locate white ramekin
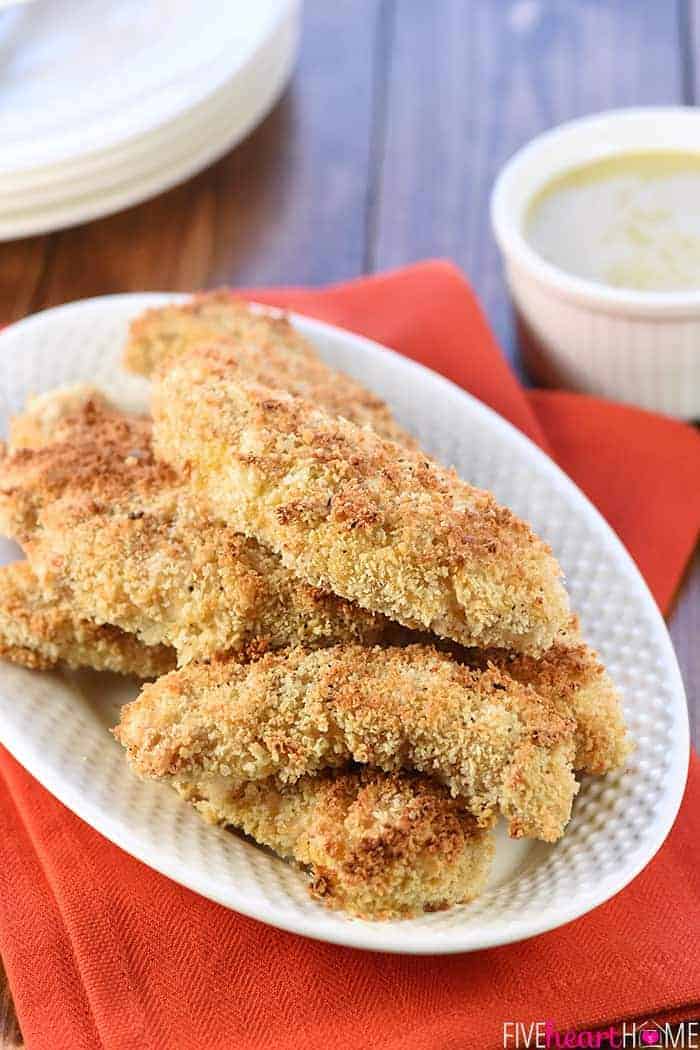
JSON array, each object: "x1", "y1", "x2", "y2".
[{"x1": 491, "y1": 107, "x2": 700, "y2": 420}]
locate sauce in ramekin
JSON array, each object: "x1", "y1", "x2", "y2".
[{"x1": 525, "y1": 151, "x2": 700, "y2": 291}]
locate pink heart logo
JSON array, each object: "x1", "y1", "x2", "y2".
[{"x1": 641, "y1": 1032, "x2": 659, "y2": 1046}]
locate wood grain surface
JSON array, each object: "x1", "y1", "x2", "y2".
[{"x1": 0, "y1": 2, "x2": 698, "y2": 1043}]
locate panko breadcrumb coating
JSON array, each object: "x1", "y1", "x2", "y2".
[
  {"x1": 0, "y1": 561, "x2": 174, "y2": 677},
  {"x1": 172, "y1": 768, "x2": 495, "y2": 919},
  {"x1": 115, "y1": 644, "x2": 578, "y2": 842},
  {"x1": 125, "y1": 294, "x2": 416, "y2": 447},
  {"x1": 152, "y1": 356, "x2": 571, "y2": 655},
  {"x1": 8, "y1": 383, "x2": 112, "y2": 452},
  {"x1": 385, "y1": 622, "x2": 629, "y2": 777},
  {"x1": 466, "y1": 624, "x2": 630, "y2": 775},
  {"x1": 0, "y1": 397, "x2": 390, "y2": 663},
  {"x1": 2, "y1": 391, "x2": 624, "y2": 778}
]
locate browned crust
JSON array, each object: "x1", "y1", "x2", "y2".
[
  {"x1": 467, "y1": 626, "x2": 630, "y2": 774},
  {"x1": 152, "y1": 357, "x2": 571, "y2": 654},
  {"x1": 384, "y1": 616, "x2": 629, "y2": 776},
  {"x1": 0, "y1": 398, "x2": 390, "y2": 663},
  {"x1": 173, "y1": 767, "x2": 494, "y2": 920},
  {"x1": 0, "y1": 561, "x2": 175, "y2": 677},
  {"x1": 115, "y1": 644, "x2": 579, "y2": 842},
  {"x1": 124, "y1": 294, "x2": 417, "y2": 448},
  {"x1": 8, "y1": 384, "x2": 113, "y2": 452},
  {"x1": 1, "y1": 389, "x2": 624, "y2": 778}
]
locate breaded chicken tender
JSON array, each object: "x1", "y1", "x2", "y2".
[
  {"x1": 125, "y1": 294, "x2": 416, "y2": 447},
  {"x1": 116, "y1": 644, "x2": 578, "y2": 842},
  {"x1": 0, "y1": 398, "x2": 389, "y2": 663},
  {"x1": 466, "y1": 625, "x2": 630, "y2": 775},
  {"x1": 152, "y1": 355, "x2": 571, "y2": 655},
  {"x1": 8, "y1": 383, "x2": 112, "y2": 452},
  {"x1": 0, "y1": 561, "x2": 174, "y2": 677},
  {"x1": 3, "y1": 390, "x2": 624, "y2": 776},
  {"x1": 386, "y1": 621, "x2": 628, "y2": 777},
  {"x1": 173, "y1": 768, "x2": 495, "y2": 919}
]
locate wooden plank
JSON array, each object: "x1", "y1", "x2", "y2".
[
  {"x1": 1, "y1": 238, "x2": 51, "y2": 326},
  {"x1": 0, "y1": 957, "x2": 21, "y2": 1048},
  {"x1": 0, "y1": 0, "x2": 381, "y2": 321},
  {"x1": 371, "y1": 0, "x2": 684, "y2": 364},
  {"x1": 688, "y1": 0, "x2": 700, "y2": 101},
  {"x1": 669, "y1": 548, "x2": 700, "y2": 749}
]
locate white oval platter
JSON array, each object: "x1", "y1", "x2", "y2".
[{"x1": 0, "y1": 295, "x2": 688, "y2": 954}]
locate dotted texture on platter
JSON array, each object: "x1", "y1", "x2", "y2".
[{"x1": 0, "y1": 295, "x2": 687, "y2": 954}]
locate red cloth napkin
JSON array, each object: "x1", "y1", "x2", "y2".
[{"x1": 1, "y1": 261, "x2": 699, "y2": 1050}]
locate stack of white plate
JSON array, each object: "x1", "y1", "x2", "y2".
[{"x1": 0, "y1": 0, "x2": 301, "y2": 240}]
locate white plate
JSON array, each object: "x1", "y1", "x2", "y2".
[
  {"x1": 0, "y1": 3, "x2": 300, "y2": 240},
  {"x1": 0, "y1": 295, "x2": 688, "y2": 954},
  {"x1": 0, "y1": 0, "x2": 296, "y2": 174},
  {"x1": 0, "y1": 12, "x2": 296, "y2": 206}
]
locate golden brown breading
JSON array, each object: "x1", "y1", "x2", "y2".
[
  {"x1": 115, "y1": 644, "x2": 578, "y2": 842},
  {"x1": 465, "y1": 623, "x2": 630, "y2": 775},
  {"x1": 125, "y1": 294, "x2": 416, "y2": 447},
  {"x1": 0, "y1": 561, "x2": 174, "y2": 677},
  {"x1": 390, "y1": 628, "x2": 629, "y2": 777},
  {"x1": 152, "y1": 356, "x2": 571, "y2": 655},
  {"x1": 3, "y1": 391, "x2": 624, "y2": 775},
  {"x1": 125, "y1": 293, "x2": 317, "y2": 378},
  {"x1": 387, "y1": 621, "x2": 628, "y2": 777},
  {"x1": 0, "y1": 400, "x2": 390, "y2": 663},
  {"x1": 173, "y1": 768, "x2": 494, "y2": 919},
  {"x1": 8, "y1": 383, "x2": 112, "y2": 452}
]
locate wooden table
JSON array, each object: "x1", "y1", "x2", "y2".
[{"x1": 1, "y1": 2, "x2": 698, "y2": 1043}]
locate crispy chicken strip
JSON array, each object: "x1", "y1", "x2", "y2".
[
  {"x1": 115, "y1": 644, "x2": 578, "y2": 842},
  {"x1": 0, "y1": 397, "x2": 390, "y2": 663},
  {"x1": 172, "y1": 768, "x2": 494, "y2": 919},
  {"x1": 125, "y1": 294, "x2": 416, "y2": 448},
  {"x1": 398, "y1": 625, "x2": 629, "y2": 777},
  {"x1": 3, "y1": 390, "x2": 624, "y2": 774},
  {"x1": 152, "y1": 354, "x2": 571, "y2": 654},
  {"x1": 465, "y1": 625, "x2": 630, "y2": 775},
  {"x1": 8, "y1": 383, "x2": 113, "y2": 452},
  {"x1": 0, "y1": 561, "x2": 174, "y2": 677}
]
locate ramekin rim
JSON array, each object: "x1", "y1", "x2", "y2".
[{"x1": 490, "y1": 106, "x2": 700, "y2": 319}]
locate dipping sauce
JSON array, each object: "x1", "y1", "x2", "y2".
[{"x1": 525, "y1": 151, "x2": 700, "y2": 291}]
